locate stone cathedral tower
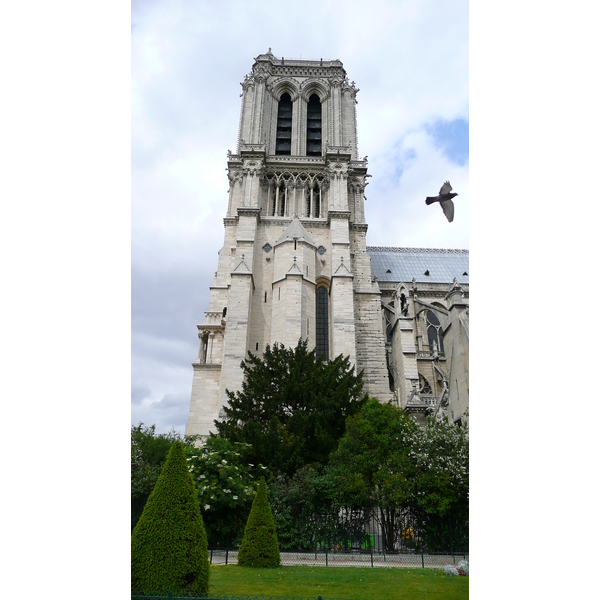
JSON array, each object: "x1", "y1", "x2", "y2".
[{"x1": 185, "y1": 51, "x2": 393, "y2": 438}]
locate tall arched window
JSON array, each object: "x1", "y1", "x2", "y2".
[
  {"x1": 276, "y1": 93, "x2": 292, "y2": 155},
  {"x1": 306, "y1": 94, "x2": 322, "y2": 156},
  {"x1": 426, "y1": 310, "x2": 444, "y2": 356},
  {"x1": 316, "y1": 285, "x2": 329, "y2": 360}
]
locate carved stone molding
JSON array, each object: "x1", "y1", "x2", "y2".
[
  {"x1": 328, "y1": 210, "x2": 351, "y2": 220},
  {"x1": 237, "y1": 207, "x2": 260, "y2": 218},
  {"x1": 265, "y1": 155, "x2": 325, "y2": 165},
  {"x1": 267, "y1": 77, "x2": 301, "y2": 102},
  {"x1": 261, "y1": 168, "x2": 329, "y2": 189},
  {"x1": 299, "y1": 78, "x2": 331, "y2": 102},
  {"x1": 239, "y1": 143, "x2": 266, "y2": 156},
  {"x1": 192, "y1": 362, "x2": 222, "y2": 370}
]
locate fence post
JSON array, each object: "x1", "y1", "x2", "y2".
[
  {"x1": 326, "y1": 550, "x2": 328, "y2": 567},
  {"x1": 421, "y1": 551, "x2": 424, "y2": 569},
  {"x1": 226, "y1": 549, "x2": 229, "y2": 565},
  {"x1": 210, "y1": 549, "x2": 213, "y2": 564},
  {"x1": 167, "y1": 592, "x2": 172, "y2": 600},
  {"x1": 370, "y1": 550, "x2": 373, "y2": 568}
]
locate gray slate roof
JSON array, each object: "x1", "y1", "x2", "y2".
[{"x1": 367, "y1": 247, "x2": 469, "y2": 284}]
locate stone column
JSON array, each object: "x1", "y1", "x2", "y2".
[
  {"x1": 197, "y1": 332, "x2": 206, "y2": 363},
  {"x1": 207, "y1": 332, "x2": 215, "y2": 363}
]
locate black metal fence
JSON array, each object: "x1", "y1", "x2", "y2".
[{"x1": 208, "y1": 549, "x2": 468, "y2": 569}]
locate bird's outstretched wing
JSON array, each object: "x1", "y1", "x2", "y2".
[
  {"x1": 439, "y1": 181, "x2": 452, "y2": 195},
  {"x1": 440, "y1": 199, "x2": 454, "y2": 223}
]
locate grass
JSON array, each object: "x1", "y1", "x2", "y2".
[{"x1": 209, "y1": 565, "x2": 468, "y2": 600}]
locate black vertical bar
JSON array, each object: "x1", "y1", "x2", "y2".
[
  {"x1": 225, "y1": 549, "x2": 229, "y2": 565},
  {"x1": 210, "y1": 549, "x2": 213, "y2": 564}
]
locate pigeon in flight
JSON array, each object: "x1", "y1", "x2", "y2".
[{"x1": 425, "y1": 181, "x2": 458, "y2": 222}]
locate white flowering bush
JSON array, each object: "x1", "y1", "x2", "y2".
[
  {"x1": 444, "y1": 565, "x2": 459, "y2": 576},
  {"x1": 186, "y1": 436, "x2": 265, "y2": 547},
  {"x1": 411, "y1": 413, "x2": 469, "y2": 550}
]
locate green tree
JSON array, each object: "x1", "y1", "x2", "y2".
[
  {"x1": 215, "y1": 339, "x2": 365, "y2": 477},
  {"x1": 412, "y1": 414, "x2": 469, "y2": 551},
  {"x1": 331, "y1": 398, "x2": 420, "y2": 552},
  {"x1": 131, "y1": 423, "x2": 185, "y2": 531},
  {"x1": 237, "y1": 477, "x2": 280, "y2": 568},
  {"x1": 185, "y1": 436, "x2": 264, "y2": 547},
  {"x1": 269, "y1": 464, "x2": 368, "y2": 551},
  {"x1": 131, "y1": 441, "x2": 209, "y2": 594}
]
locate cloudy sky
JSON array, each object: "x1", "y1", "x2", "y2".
[
  {"x1": 131, "y1": 0, "x2": 469, "y2": 435},
  {"x1": 4, "y1": 2, "x2": 600, "y2": 594}
]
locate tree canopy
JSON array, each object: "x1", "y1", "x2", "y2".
[
  {"x1": 331, "y1": 398, "x2": 420, "y2": 551},
  {"x1": 331, "y1": 399, "x2": 469, "y2": 552},
  {"x1": 215, "y1": 339, "x2": 365, "y2": 477}
]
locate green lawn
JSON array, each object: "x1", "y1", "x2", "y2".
[{"x1": 209, "y1": 565, "x2": 468, "y2": 600}]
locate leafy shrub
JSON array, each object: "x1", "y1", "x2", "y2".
[
  {"x1": 237, "y1": 477, "x2": 280, "y2": 567},
  {"x1": 186, "y1": 436, "x2": 260, "y2": 547},
  {"x1": 131, "y1": 441, "x2": 209, "y2": 593}
]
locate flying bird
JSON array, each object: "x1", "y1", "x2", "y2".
[{"x1": 425, "y1": 181, "x2": 458, "y2": 223}]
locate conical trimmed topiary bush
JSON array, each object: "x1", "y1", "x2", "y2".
[
  {"x1": 131, "y1": 441, "x2": 209, "y2": 594},
  {"x1": 237, "y1": 476, "x2": 280, "y2": 567}
]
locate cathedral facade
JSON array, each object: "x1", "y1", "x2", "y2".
[{"x1": 185, "y1": 52, "x2": 468, "y2": 438}]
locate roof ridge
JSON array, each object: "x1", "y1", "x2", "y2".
[{"x1": 367, "y1": 246, "x2": 469, "y2": 254}]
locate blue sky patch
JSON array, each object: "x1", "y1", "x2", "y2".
[
  {"x1": 426, "y1": 118, "x2": 469, "y2": 165},
  {"x1": 390, "y1": 145, "x2": 416, "y2": 181}
]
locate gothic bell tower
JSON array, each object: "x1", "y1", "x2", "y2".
[{"x1": 186, "y1": 51, "x2": 392, "y2": 438}]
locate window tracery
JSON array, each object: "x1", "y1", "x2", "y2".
[
  {"x1": 419, "y1": 374, "x2": 432, "y2": 394},
  {"x1": 426, "y1": 310, "x2": 444, "y2": 356}
]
